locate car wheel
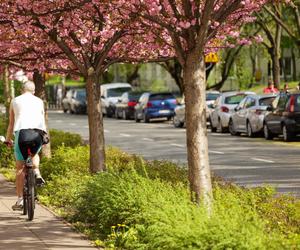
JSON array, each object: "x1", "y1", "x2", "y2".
[
  {"x1": 106, "y1": 108, "x2": 113, "y2": 118},
  {"x1": 63, "y1": 108, "x2": 67, "y2": 113},
  {"x1": 217, "y1": 118, "x2": 226, "y2": 133},
  {"x1": 247, "y1": 122, "x2": 254, "y2": 138},
  {"x1": 143, "y1": 112, "x2": 150, "y2": 123},
  {"x1": 263, "y1": 123, "x2": 274, "y2": 140},
  {"x1": 283, "y1": 125, "x2": 294, "y2": 142},
  {"x1": 134, "y1": 112, "x2": 140, "y2": 123},
  {"x1": 173, "y1": 116, "x2": 184, "y2": 128},
  {"x1": 210, "y1": 118, "x2": 217, "y2": 132},
  {"x1": 229, "y1": 119, "x2": 240, "y2": 136}
]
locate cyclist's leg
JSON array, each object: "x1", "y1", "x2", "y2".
[{"x1": 15, "y1": 160, "x2": 25, "y2": 198}]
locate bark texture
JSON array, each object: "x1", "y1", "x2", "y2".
[
  {"x1": 183, "y1": 53, "x2": 213, "y2": 207},
  {"x1": 3, "y1": 65, "x2": 11, "y2": 119},
  {"x1": 85, "y1": 68, "x2": 106, "y2": 173},
  {"x1": 33, "y1": 70, "x2": 51, "y2": 158}
]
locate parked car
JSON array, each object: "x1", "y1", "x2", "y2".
[
  {"x1": 263, "y1": 91, "x2": 300, "y2": 141},
  {"x1": 134, "y1": 92, "x2": 177, "y2": 123},
  {"x1": 209, "y1": 91, "x2": 255, "y2": 133},
  {"x1": 206, "y1": 91, "x2": 221, "y2": 120},
  {"x1": 101, "y1": 83, "x2": 132, "y2": 117},
  {"x1": 173, "y1": 91, "x2": 220, "y2": 128},
  {"x1": 62, "y1": 88, "x2": 87, "y2": 114},
  {"x1": 228, "y1": 94, "x2": 277, "y2": 137},
  {"x1": 115, "y1": 91, "x2": 143, "y2": 120}
]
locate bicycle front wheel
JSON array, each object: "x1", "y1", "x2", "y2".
[{"x1": 27, "y1": 169, "x2": 35, "y2": 221}]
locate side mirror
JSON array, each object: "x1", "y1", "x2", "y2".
[
  {"x1": 118, "y1": 99, "x2": 122, "y2": 103},
  {"x1": 234, "y1": 107, "x2": 239, "y2": 112},
  {"x1": 101, "y1": 96, "x2": 105, "y2": 99},
  {"x1": 266, "y1": 105, "x2": 273, "y2": 111}
]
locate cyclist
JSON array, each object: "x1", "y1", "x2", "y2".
[{"x1": 5, "y1": 81, "x2": 46, "y2": 210}]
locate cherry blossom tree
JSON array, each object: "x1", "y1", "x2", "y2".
[
  {"x1": 130, "y1": 0, "x2": 267, "y2": 206},
  {"x1": 0, "y1": 0, "x2": 170, "y2": 173}
]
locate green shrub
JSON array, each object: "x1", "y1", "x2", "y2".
[
  {"x1": 49, "y1": 129, "x2": 83, "y2": 150},
  {"x1": 73, "y1": 172, "x2": 293, "y2": 249},
  {"x1": 41, "y1": 145, "x2": 89, "y2": 181}
]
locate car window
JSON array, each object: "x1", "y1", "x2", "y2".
[
  {"x1": 76, "y1": 90, "x2": 86, "y2": 100},
  {"x1": 237, "y1": 97, "x2": 247, "y2": 109},
  {"x1": 272, "y1": 95, "x2": 280, "y2": 109},
  {"x1": 245, "y1": 97, "x2": 256, "y2": 109},
  {"x1": 206, "y1": 93, "x2": 220, "y2": 101},
  {"x1": 278, "y1": 94, "x2": 288, "y2": 111},
  {"x1": 128, "y1": 92, "x2": 142, "y2": 101},
  {"x1": 149, "y1": 93, "x2": 175, "y2": 101},
  {"x1": 259, "y1": 97, "x2": 275, "y2": 106},
  {"x1": 107, "y1": 87, "x2": 132, "y2": 97},
  {"x1": 224, "y1": 94, "x2": 246, "y2": 105},
  {"x1": 295, "y1": 95, "x2": 300, "y2": 112}
]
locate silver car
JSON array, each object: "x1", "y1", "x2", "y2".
[
  {"x1": 210, "y1": 91, "x2": 255, "y2": 133},
  {"x1": 228, "y1": 94, "x2": 277, "y2": 137},
  {"x1": 173, "y1": 91, "x2": 220, "y2": 128}
]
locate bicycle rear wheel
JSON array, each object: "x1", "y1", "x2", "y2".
[
  {"x1": 23, "y1": 181, "x2": 27, "y2": 215},
  {"x1": 27, "y1": 169, "x2": 35, "y2": 221}
]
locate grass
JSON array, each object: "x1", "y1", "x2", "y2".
[
  {"x1": 47, "y1": 75, "x2": 85, "y2": 86},
  {"x1": 246, "y1": 81, "x2": 299, "y2": 94}
]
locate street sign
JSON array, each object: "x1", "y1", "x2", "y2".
[{"x1": 205, "y1": 53, "x2": 219, "y2": 63}]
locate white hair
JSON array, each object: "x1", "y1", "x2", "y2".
[{"x1": 22, "y1": 81, "x2": 35, "y2": 94}]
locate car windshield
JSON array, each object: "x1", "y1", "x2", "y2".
[
  {"x1": 128, "y1": 92, "x2": 143, "y2": 100},
  {"x1": 149, "y1": 93, "x2": 175, "y2": 101},
  {"x1": 259, "y1": 97, "x2": 275, "y2": 106},
  {"x1": 107, "y1": 87, "x2": 132, "y2": 97},
  {"x1": 206, "y1": 93, "x2": 220, "y2": 101},
  {"x1": 224, "y1": 94, "x2": 246, "y2": 105},
  {"x1": 76, "y1": 90, "x2": 86, "y2": 100}
]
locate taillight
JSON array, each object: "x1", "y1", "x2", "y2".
[
  {"x1": 147, "y1": 102, "x2": 153, "y2": 108},
  {"x1": 290, "y1": 95, "x2": 295, "y2": 112},
  {"x1": 221, "y1": 106, "x2": 229, "y2": 113},
  {"x1": 128, "y1": 101, "x2": 137, "y2": 107}
]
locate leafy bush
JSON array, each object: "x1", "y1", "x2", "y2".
[
  {"x1": 41, "y1": 145, "x2": 89, "y2": 181},
  {"x1": 49, "y1": 129, "x2": 83, "y2": 150}
]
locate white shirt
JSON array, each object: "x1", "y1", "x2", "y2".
[{"x1": 12, "y1": 92, "x2": 46, "y2": 132}]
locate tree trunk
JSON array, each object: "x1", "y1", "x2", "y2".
[
  {"x1": 3, "y1": 65, "x2": 11, "y2": 119},
  {"x1": 183, "y1": 53, "x2": 213, "y2": 208},
  {"x1": 86, "y1": 67, "x2": 106, "y2": 173},
  {"x1": 270, "y1": 47, "x2": 281, "y2": 89},
  {"x1": 291, "y1": 46, "x2": 297, "y2": 81},
  {"x1": 33, "y1": 70, "x2": 51, "y2": 158}
]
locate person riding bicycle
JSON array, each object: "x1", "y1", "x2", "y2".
[{"x1": 5, "y1": 81, "x2": 47, "y2": 210}]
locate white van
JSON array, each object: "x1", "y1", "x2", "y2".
[{"x1": 101, "y1": 83, "x2": 132, "y2": 117}]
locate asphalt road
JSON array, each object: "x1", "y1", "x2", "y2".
[{"x1": 48, "y1": 111, "x2": 300, "y2": 196}]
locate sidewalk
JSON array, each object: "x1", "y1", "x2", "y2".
[{"x1": 0, "y1": 174, "x2": 97, "y2": 250}]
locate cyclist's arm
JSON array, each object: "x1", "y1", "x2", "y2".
[{"x1": 5, "y1": 103, "x2": 14, "y2": 143}]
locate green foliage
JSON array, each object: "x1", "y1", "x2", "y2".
[
  {"x1": 49, "y1": 129, "x2": 83, "y2": 150},
  {"x1": 37, "y1": 141, "x2": 299, "y2": 250},
  {"x1": 41, "y1": 145, "x2": 89, "y2": 181}
]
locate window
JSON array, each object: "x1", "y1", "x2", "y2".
[
  {"x1": 278, "y1": 94, "x2": 288, "y2": 111},
  {"x1": 224, "y1": 94, "x2": 246, "y2": 105},
  {"x1": 236, "y1": 97, "x2": 247, "y2": 109},
  {"x1": 149, "y1": 93, "x2": 175, "y2": 101},
  {"x1": 245, "y1": 97, "x2": 256, "y2": 109},
  {"x1": 259, "y1": 97, "x2": 276, "y2": 106}
]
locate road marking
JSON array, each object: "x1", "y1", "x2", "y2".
[
  {"x1": 209, "y1": 150, "x2": 225, "y2": 155},
  {"x1": 252, "y1": 158, "x2": 275, "y2": 163},
  {"x1": 69, "y1": 123, "x2": 77, "y2": 126},
  {"x1": 170, "y1": 143, "x2": 185, "y2": 148},
  {"x1": 143, "y1": 138, "x2": 154, "y2": 142},
  {"x1": 56, "y1": 120, "x2": 63, "y2": 123},
  {"x1": 120, "y1": 133, "x2": 131, "y2": 137},
  {"x1": 104, "y1": 129, "x2": 110, "y2": 133}
]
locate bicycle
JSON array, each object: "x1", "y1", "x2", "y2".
[{"x1": 0, "y1": 135, "x2": 37, "y2": 221}]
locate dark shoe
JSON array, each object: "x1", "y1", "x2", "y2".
[
  {"x1": 36, "y1": 174, "x2": 45, "y2": 187},
  {"x1": 12, "y1": 202, "x2": 23, "y2": 211}
]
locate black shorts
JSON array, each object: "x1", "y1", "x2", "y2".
[{"x1": 18, "y1": 129, "x2": 43, "y2": 160}]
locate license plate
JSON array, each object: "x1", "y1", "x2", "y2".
[{"x1": 159, "y1": 110, "x2": 170, "y2": 114}]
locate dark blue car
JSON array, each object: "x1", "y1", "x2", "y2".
[{"x1": 134, "y1": 92, "x2": 177, "y2": 123}]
